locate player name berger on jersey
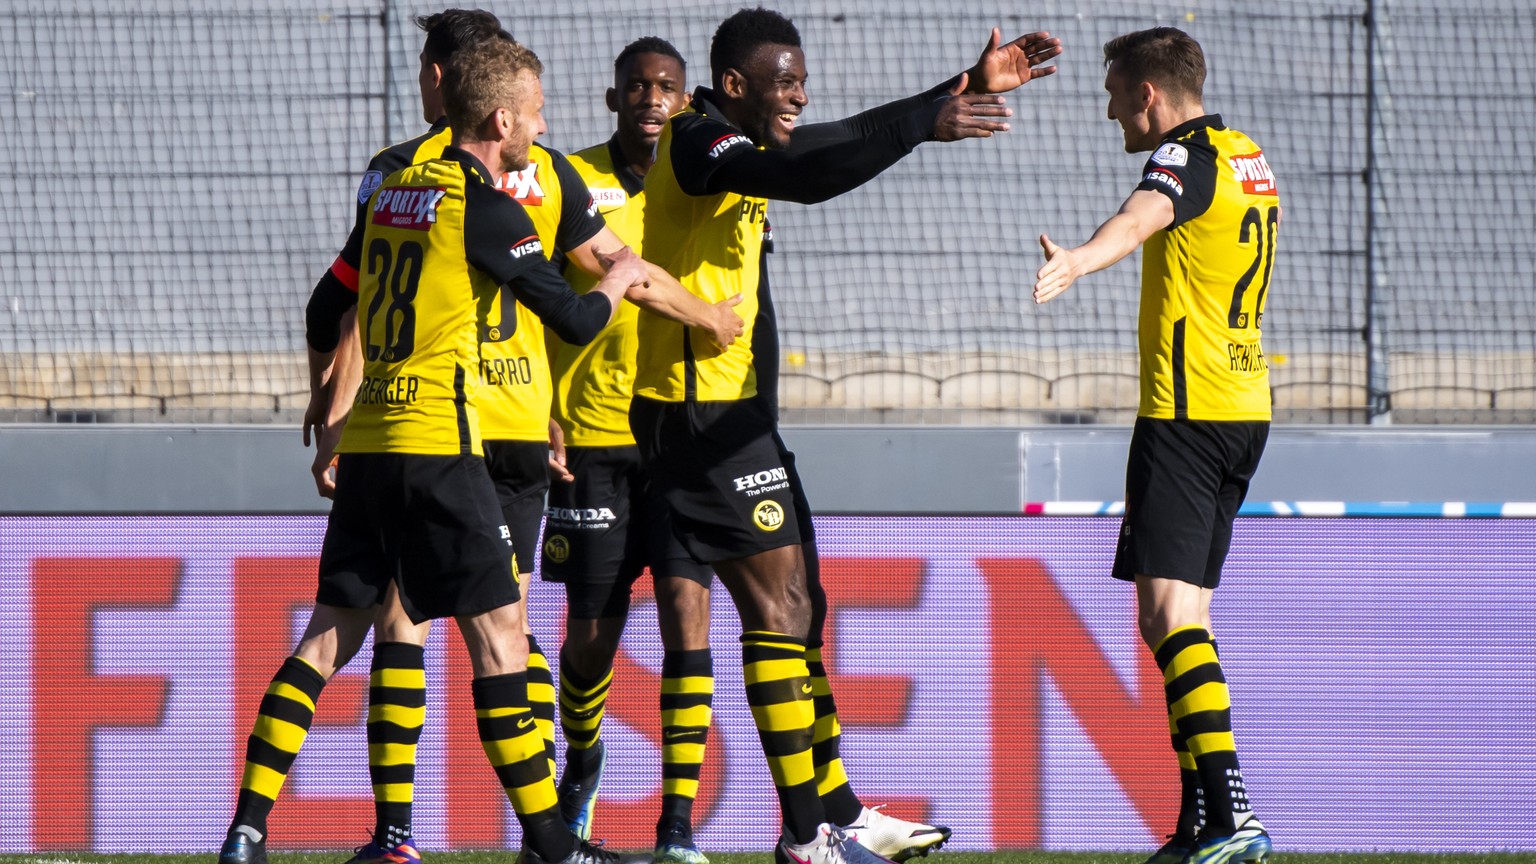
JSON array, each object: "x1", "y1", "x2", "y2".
[
  {"x1": 1229, "y1": 151, "x2": 1278, "y2": 195},
  {"x1": 372, "y1": 186, "x2": 447, "y2": 230}
]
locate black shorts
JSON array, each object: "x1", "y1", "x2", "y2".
[
  {"x1": 630, "y1": 395, "x2": 805, "y2": 562},
  {"x1": 541, "y1": 444, "x2": 713, "y2": 619},
  {"x1": 317, "y1": 452, "x2": 519, "y2": 623},
  {"x1": 1111, "y1": 417, "x2": 1269, "y2": 589},
  {"x1": 483, "y1": 439, "x2": 550, "y2": 577}
]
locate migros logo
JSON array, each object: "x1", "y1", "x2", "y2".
[
  {"x1": 498, "y1": 164, "x2": 545, "y2": 205},
  {"x1": 371, "y1": 186, "x2": 447, "y2": 230},
  {"x1": 1229, "y1": 151, "x2": 1278, "y2": 195}
]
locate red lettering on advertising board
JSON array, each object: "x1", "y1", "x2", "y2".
[
  {"x1": 31, "y1": 556, "x2": 177, "y2": 848},
  {"x1": 234, "y1": 556, "x2": 371, "y2": 847},
  {"x1": 978, "y1": 557, "x2": 1176, "y2": 848}
]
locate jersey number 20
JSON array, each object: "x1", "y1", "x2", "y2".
[
  {"x1": 364, "y1": 239, "x2": 424, "y2": 362},
  {"x1": 1228, "y1": 205, "x2": 1278, "y2": 329}
]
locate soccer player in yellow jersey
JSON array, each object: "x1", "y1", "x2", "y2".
[
  {"x1": 297, "y1": 13, "x2": 742, "y2": 864},
  {"x1": 632, "y1": 10, "x2": 1060, "y2": 864},
  {"x1": 221, "y1": 35, "x2": 652, "y2": 864},
  {"x1": 1033, "y1": 27, "x2": 1277, "y2": 864},
  {"x1": 540, "y1": 37, "x2": 720, "y2": 864}
]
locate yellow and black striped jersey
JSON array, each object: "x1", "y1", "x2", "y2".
[
  {"x1": 1134, "y1": 114, "x2": 1279, "y2": 421},
  {"x1": 552, "y1": 137, "x2": 647, "y2": 446},
  {"x1": 476, "y1": 144, "x2": 606, "y2": 441},
  {"x1": 334, "y1": 148, "x2": 613, "y2": 456}
]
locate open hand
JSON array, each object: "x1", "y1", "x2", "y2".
[
  {"x1": 966, "y1": 28, "x2": 1062, "y2": 94},
  {"x1": 934, "y1": 73, "x2": 1012, "y2": 141}
]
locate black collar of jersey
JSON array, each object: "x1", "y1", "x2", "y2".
[
  {"x1": 604, "y1": 135, "x2": 646, "y2": 197},
  {"x1": 687, "y1": 87, "x2": 746, "y2": 134},
  {"x1": 441, "y1": 145, "x2": 497, "y2": 186},
  {"x1": 1163, "y1": 113, "x2": 1225, "y2": 142},
  {"x1": 430, "y1": 115, "x2": 449, "y2": 133}
]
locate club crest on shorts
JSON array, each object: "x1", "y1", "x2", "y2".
[
  {"x1": 544, "y1": 535, "x2": 570, "y2": 564},
  {"x1": 753, "y1": 500, "x2": 785, "y2": 532}
]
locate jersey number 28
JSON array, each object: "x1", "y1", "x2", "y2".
[{"x1": 364, "y1": 239, "x2": 424, "y2": 362}]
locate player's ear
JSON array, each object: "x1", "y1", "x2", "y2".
[
  {"x1": 720, "y1": 67, "x2": 747, "y2": 100},
  {"x1": 679, "y1": 89, "x2": 692, "y2": 110},
  {"x1": 605, "y1": 87, "x2": 619, "y2": 113}
]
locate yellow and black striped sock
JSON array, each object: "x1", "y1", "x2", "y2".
[
  {"x1": 527, "y1": 635, "x2": 558, "y2": 778},
  {"x1": 473, "y1": 672, "x2": 571, "y2": 862},
  {"x1": 806, "y1": 646, "x2": 863, "y2": 826},
  {"x1": 1169, "y1": 712, "x2": 1205, "y2": 838},
  {"x1": 742, "y1": 631, "x2": 822, "y2": 843},
  {"x1": 231, "y1": 656, "x2": 327, "y2": 835},
  {"x1": 658, "y1": 648, "x2": 713, "y2": 826},
  {"x1": 367, "y1": 641, "x2": 425, "y2": 848},
  {"x1": 559, "y1": 648, "x2": 612, "y2": 775},
  {"x1": 1156, "y1": 625, "x2": 1252, "y2": 837}
]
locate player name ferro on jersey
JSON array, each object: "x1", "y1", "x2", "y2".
[{"x1": 356, "y1": 373, "x2": 421, "y2": 405}]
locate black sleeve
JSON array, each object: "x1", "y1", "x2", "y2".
[
  {"x1": 463, "y1": 182, "x2": 611, "y2": 345},
  {"x1": 304, "y1": 270, "x2": 357, "y2": 352},
  {"x1": 787, "y1": 79, "x2": 955, "y2": 151},
  {"x1": 1136, "y1": 137, "x2": 1219, "y2": 229},
  {"x1": 547, "y1": 148, "x2": 606, "y2": 252},
  {"x1": 673, "y1": 105, "x2": 942, "y2": 205}
]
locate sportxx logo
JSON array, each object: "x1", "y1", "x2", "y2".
[
  {"x1": 1230, "y1": 151, "x2": 1278, "y2": 195},
  {"x1": 498, "y1": 164, "x2": 545, "y2": 205},
  {"x1": 708, "y1": 133, "x2": 752, "y2": 159},
  {"x1": 371, "y1": 186, "x2": 447, "y2": 230},
  {"x1": 510, "y1": 235, "x2": 544, "y2": 260}
]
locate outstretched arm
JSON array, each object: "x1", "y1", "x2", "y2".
[
  {"x1": 1033, "y1": 189, "x2": 1173, "y2": 304},
  {"x1": 791, "y1": 28, "x2": 1060, "y2": 150},
  {"x1": 703, "y1": 79, "x2": 1009, "y2": 204}
]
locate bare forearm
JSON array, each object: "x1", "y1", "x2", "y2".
[
  {"x1": 626, "y1": 262, "x2": 716, "y2": 326},
  {"x1": 1070, "y1": 211, "x2": 1150, "y2": 276},
  {"x1": 326, "y1": 309, "x2": 363, "y2": 425}
]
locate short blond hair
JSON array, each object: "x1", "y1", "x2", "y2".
[{"x1": 442, "y1": 35, "x2": 544, "y2": 136}]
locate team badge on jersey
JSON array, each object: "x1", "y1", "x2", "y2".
[
  {"x1": 356, "y1": 170, "x2": 384, "y2": 204},
  {"x1": 498, "y1": 164, "x2": 545, "y2": 206},
  {"x1": 1151, "y1": 143, "x2": 1189, "y2": 167}
]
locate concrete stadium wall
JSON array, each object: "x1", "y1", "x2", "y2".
[{"x1": 2, "y1": 424, "x2": 1532, "y2": 514}]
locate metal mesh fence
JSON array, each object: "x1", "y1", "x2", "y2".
[{"x1": 0, "y1": 0, "x2": 1531, "y2": 424}]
